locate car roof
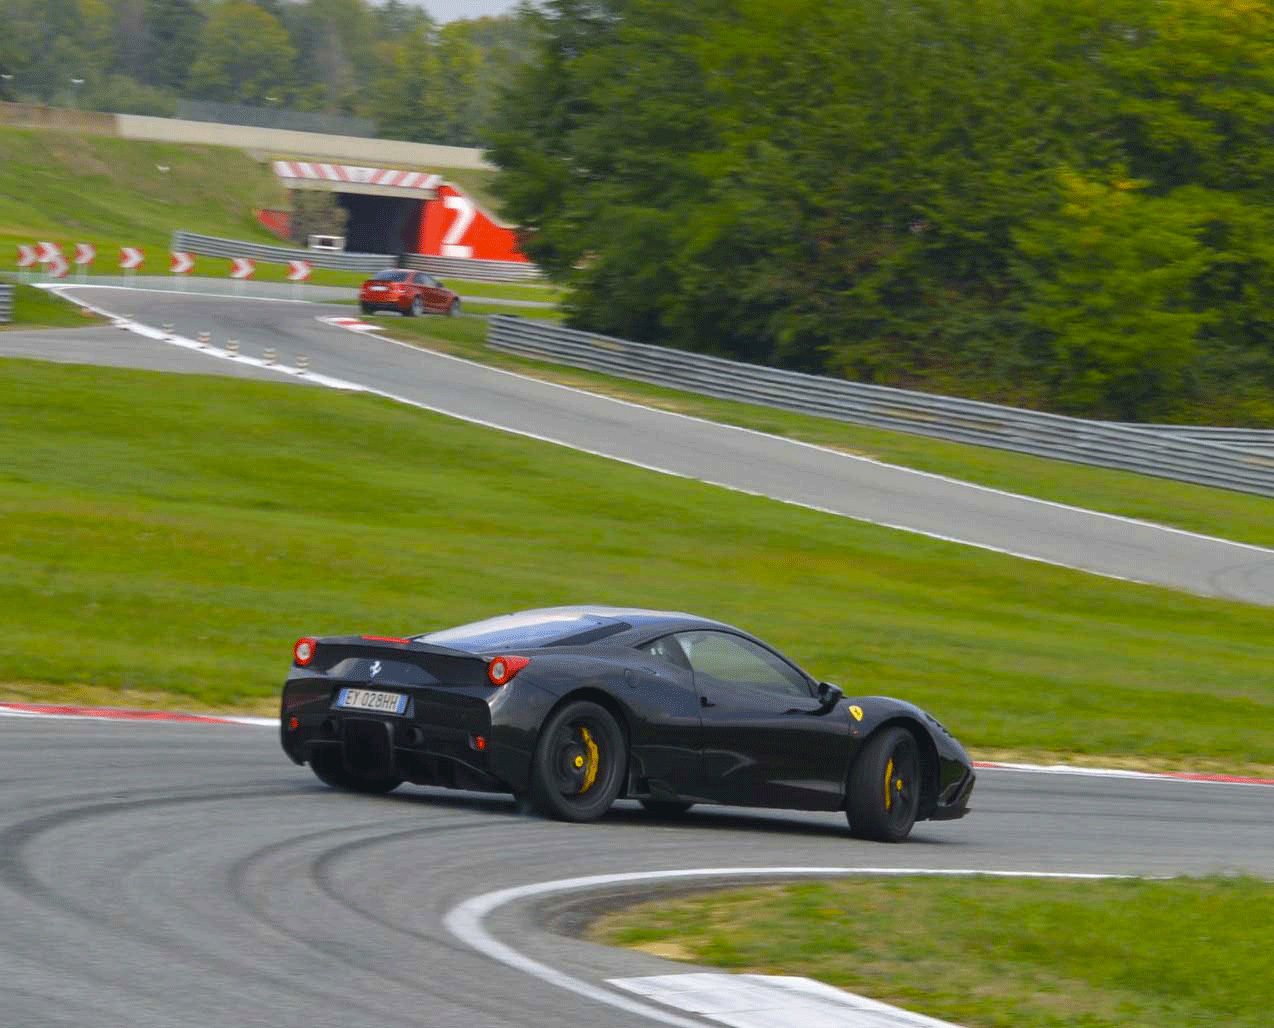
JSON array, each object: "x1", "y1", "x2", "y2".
[{"x1": 416, "y1": 605, "x2": 741, "y2": 651}]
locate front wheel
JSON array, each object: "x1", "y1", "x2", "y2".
[
  {"x1": 309, "y1": 748, "x2": 402, "y2": 795},
  {"x1": 408, "y1": 295, "x2": 425, "y2": 317},
  {"x1": 447, "y1": 299, "x2": 460, "y2": 317},
  {"x1": 529, "y1": 700, "x2": 626, "y2": 822},
  {"x1": 846, "y1": 727, "x2": 920, "y2": 842}
]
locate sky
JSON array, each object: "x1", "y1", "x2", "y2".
[{"x1": 408, "y1": 0, "x2": 527, "y2": 22}]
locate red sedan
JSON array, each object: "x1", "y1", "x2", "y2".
[{"x1": 359, "y1": 270, "x2": 460, "y2": 317}]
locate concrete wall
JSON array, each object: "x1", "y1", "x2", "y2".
[
  {"x1": 116, "y1": 115, "x2": 493, "y2": 170},
  {"x1": 0, "y1": 102, "x2": 493, "y2": 171}
]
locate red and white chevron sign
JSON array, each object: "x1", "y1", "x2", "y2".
[
  {"x1": 37, "y1": 241, "x2": 62, "y2": 262},
  {"x1": 119, "y1": 247, "x2": 145, "y2": 270},
  {"x1": 229, "y1": 257, "x2": 255, "y2": 279},
  {"x1": 16, "y1": 244, "x2": 37, "y2": 268},
  {"x1": 170, "y1": 251, "x2": 195, "y2": 274},
  {"x1": 73, "y1": 242, "x2": 96, "y2": 266},
  {"x1": 44, "y1": 252, "x2": 69, "y2": 278},
  {"x1": 286, "y1": 259, "x2": 311, "y2": 282}
]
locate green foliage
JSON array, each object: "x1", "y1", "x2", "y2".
[
  {"x1": 489, "y1": 0, "x2": 1274, "y2": 423},
  {"x1": 187, "y1": 0, "x2": 298, "y2": 104},
  {"x1": 288, "y1": 189, "x2": 349, "y2": 246}
]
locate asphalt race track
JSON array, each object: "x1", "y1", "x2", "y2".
[
  {"x1": 1, "y1": 716, "x2": 1271, "y2": 1028},
  {"x1": 2, "y1": 286, "x2": 1274, "y2": 1027}
]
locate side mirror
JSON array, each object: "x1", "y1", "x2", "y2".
[{"x1": 816, "y1": 681, "x2": 844, "y2": 714}]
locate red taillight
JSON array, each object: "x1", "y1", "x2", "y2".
[
  {"x1": 293, "y1": 637, "x2": 317, "y2": 666},
  {"x1": 487, "y1": 655, "x2": 530, "y2": 686}
]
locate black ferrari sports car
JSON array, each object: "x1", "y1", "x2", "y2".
[{"x1": 280, "y1": 606, "x2": 974, "y2": 841}]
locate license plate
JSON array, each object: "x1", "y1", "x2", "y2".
[{"x1": 336, "y1": 688, "x2": 408, "y2": 714}]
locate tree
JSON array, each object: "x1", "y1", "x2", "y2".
[{"x1": 186, "y1": 0, "x2": 297, "y2": 104}]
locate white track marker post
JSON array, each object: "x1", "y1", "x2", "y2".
[
  {"x1": 170, "y1": 250, "x2": 194, "y2": 290},
  {"x1": 229, "y1": 256, "x2": 254, "y2": 295},
  {"x1": 286, "y1": 258, "x2": 311, "y2": 300},
  {"x1": 119, "y1": 246, "x2": 144, "y2": 284}
]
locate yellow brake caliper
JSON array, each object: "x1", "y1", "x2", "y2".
[
  {"x1": 884, "y1": 758, "x2": 894, "y2": 812},
  {"x1": 579, "y1": 726, "x2": 600, "y2": 792}
]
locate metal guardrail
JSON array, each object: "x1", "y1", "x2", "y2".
[
  {"x1": 401, "y1": 254, "x2": 544, "y2": 283},
  {"x1": 1116, "y1": 423, "x2": 1274, "y2": 458},
  {"x1": 488, "y1": 316, "x2": 1274, "y2": 498},
  {"x1": 171, "y1": 231, "x2": 397, "y2": 272},
  {"x1": 172, "y1": 232, "x2": 545, "y2": 283},
  {"x1": 0, "y1": 283, "x2": 12, "y2": 323}
]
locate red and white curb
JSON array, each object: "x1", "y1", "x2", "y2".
[
  {"x1": 1, "y1": 702, "x2": 1269, "y2": 785},
  {"x1": 0, "y1": 702, "x2": 273, "y2": 727},
  {"x1": 973, "y1": 759, "x2": 1274, "y2": 787},
  {"x1": 319, "y1": 315, "x2": 379, "y2": 333}
]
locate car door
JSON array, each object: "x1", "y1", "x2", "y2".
[
  {"x1": 676, "y1": 630, "x2": 851, "y2": 810},
  {"x1": 417, "y1": 272, "x2": 447, "y2": 311},
  {"x1": 628, "y1": 635, "x2": 705, "y2": 800}
]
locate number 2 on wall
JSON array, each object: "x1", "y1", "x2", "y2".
[{"x1": 441, "y1": 194, "x2": 475, "y2": 259}]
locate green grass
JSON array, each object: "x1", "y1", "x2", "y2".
[
  {"x1": 1, "y1": 358, "x2": 1272, "y2": 769},
  {"x1": 592, "y1": 877, "x2": 1274, "y2": 1028},
  {"x1": 361, "y1": 316, "x2": 1274, "y2": 549},
  {"x1": 0, "y1": 126, "x2": 287, "y2": 258},
  {"x1": 1, "y1": 280, "x2": 99, "y2": 329}
]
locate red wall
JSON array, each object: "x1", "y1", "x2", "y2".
[{"x1": 418, "y1": 184, "x2": 529, "y2": 263}]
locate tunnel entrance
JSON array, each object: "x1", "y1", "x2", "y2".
[{"x1": 338, "y1": 194, "x2": 423, "y2": 256}]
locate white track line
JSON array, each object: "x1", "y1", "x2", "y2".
[{"x1": 444, "y1": 867, "x2": 1131, "y2": 1028}]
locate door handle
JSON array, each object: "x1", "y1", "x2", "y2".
[{"x1": 699, "y1": 696, "x2": 715, "y2": 708}]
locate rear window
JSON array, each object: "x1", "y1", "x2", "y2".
[
  {"x1": 417, "y1": 611, "x2": 623, "y2": 651},
  {"x1": 370, "y1": 270, "x2": 408, "y2": 282}
]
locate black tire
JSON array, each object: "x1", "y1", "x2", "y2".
[
  {"x1": 447, "y1": 299, "x2": 460, "y2": 317},
  {"x1": 309, "y1": 748, "x2": 402, "y2": 795},
  {"x1": 408, "y1": 295, "x2": 425, "y2": 317},
  {"x1": 846, "y1": 726, "x2": 921, "y2": 842},
  {"x1": 529, "y1": 700, "x2": 626, "y2": 822},
  {"x1": 359, "y1": 302, "x2": 373, "y2": 315},
  {"x1": 639, "y1": 799, "x2": 693, "y2": 817}
]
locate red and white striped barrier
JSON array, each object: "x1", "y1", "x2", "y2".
[
  {"x1": 229, "y1": 257, "x2": 255, "y2": 280},
  {"x1": 119, "y1": 246, "x2": 144, "y2": 271},
  {"x1": 286, "y1": 259, "x2": 311, "y2": 282},
  {"x1": 272, "y1": 160, "x2": 442, "y2": 193},
  {"x1": 170, "y1": 251, "x2": 195, "y2": 274}
]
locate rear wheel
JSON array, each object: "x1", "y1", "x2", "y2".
[
  {"x1": 846, "y1": 727, "x2": 920, "y2": 842},
  {"x1": 309, "y1": 748, "x2": 402, "y2": 795},
  {"x1": 359, "y1": 302, "x2": 372, "y2": 315},
  {"x1": 447, "y1": 299, "x2": 460, "y2": 317},
  {"x1": 639, "y1": 799, "x2": 693, "y2": 816},
  {"x1": 408, "y1": 295, "x2": 425, "y2": 317},
  {"x1": 529, "y1": 700, "x2": 626, "y2": 822}
]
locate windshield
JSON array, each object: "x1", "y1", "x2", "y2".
[
  {"x1": 418, "y1": 611, "x2": 619, "y2": 651},
  {"x1": 370, "y1": 270, "x2": 408, "y2": 282}
]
